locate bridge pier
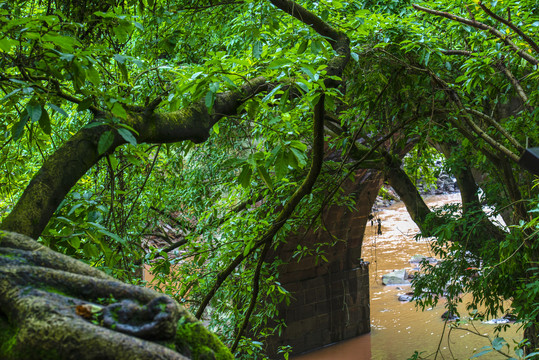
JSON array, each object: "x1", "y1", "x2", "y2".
[{"x1": 265, "y1": 170, "x2": 382, "y2": 358}]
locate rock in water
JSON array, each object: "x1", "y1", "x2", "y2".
[
  {"x1": 409, "y1": 254, "x2": 438, "y2": 264},
  {"x1": 441, "y1": 311, "x2": 459, "y2": 321},
  {"x1": 382, "y1": 269, "x2": 410, "y2": 285}
]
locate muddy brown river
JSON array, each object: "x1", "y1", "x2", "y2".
[{"x1": 295, "y1": 193, "x2": 521, "y2": 360}]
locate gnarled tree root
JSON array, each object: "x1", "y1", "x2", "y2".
[{"x1": 0, "y1": 231, "x2": 232, "y2": 360}]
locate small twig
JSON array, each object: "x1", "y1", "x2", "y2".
[
  {"x1": 124, "y1": 145, "x2": 162, "y2": 225},
  {"x1": 230, "y1": 240, "x2": 271, "y2": 352}
]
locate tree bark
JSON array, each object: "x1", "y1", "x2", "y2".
[
  {"x1": 0, "y1": 77, "x2": 269, "y2": 239},
  {"x1": 0, "y1": 231, "x2": 232, "y2": 360}
]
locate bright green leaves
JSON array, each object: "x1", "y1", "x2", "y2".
[
  {"x1": 94, "y1": 10, "x2": 144, "y2": 44},
  {"x1": 41, "y1": 33, "x2": 80, "y2": 53},
  {"x1": 205, "y1": 82, "x2": 220, "y2": 110},
  {"x1": 111, "y1": 103, "x2": 127, "y2": 120},
  {"x1": 236, "y1": 140, "x2": 309, "y2": 191},
  {"x1": 252, "y1": 40, "x2": 263, "y2": 59},
  {"x1": 268, "y1": 58, "x2": 293, "y2": 69},
  {"x1": 0, "y1": 38, "x2": 16, "y2": 53}
]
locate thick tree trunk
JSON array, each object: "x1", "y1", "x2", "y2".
[
  {"x1": 383, "y1": 147, "x2": 505, "y2": 249},
  {"x1": 0, "y1": 231, "x2": 232, "y2": 360},
  {"x1": 382, "y1": 153, "x2": 435, "y2": 235}
]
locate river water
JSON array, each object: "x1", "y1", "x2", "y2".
[{"x1": 295, "y1": 193, "x2": 521, "y2": 360}]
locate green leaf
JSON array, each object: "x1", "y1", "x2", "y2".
[
  {"x1": 87, "y1": 66, "x2": 101, "y2": 86},
  {"x1": 262, "y1": 84, "x2": 282, "y2": 102},
  {"x1": 1, "y1": 88, "x2": 21, "y2": 102},
  {"x1": 297, "y1": 40, "x2": 308, "y2": 54},
  {"x1": 98, "y1": 130, "x2": 114, "y2": 155},
  {"x1": 42, "y1": 34, "x2": 77, "y2": 51},
  {"x1": 0, "y1": 38, "x2": 15, "y2": 52},
  {"x1": 311, "y1": 39, "x2": 322, "y2": 54},
  {"x1": 68, "y1": 237, "x2": 80, "y2": 249},
  {"x1": 111, "y1": 102, "x2": 127, "y2": 119},
  {"x1": 295, "y1": 78, "x2": 310, "y2": 93},
  {"x1": 98, "y1": 229, "x2": 126, "y2": 245},
  {"x1": 48, "y1": 103, "x2": 68, "y2": 117},
  {"x1": 470, "y1": 348, "x2": 492, "y2": 358},
  {"x1": 290, "y1": 147, "x2": 307, "y2": 167},
  {"x1": 78, "y1": 97, "x2": 93, "y2": 112},
  {"x1": 83, "y1": 243, "x2": 99, "y2": 258},
  {"x1": 274, "y1": 149, "x2": 288, "y2": 180},
  {"x1": 238, "y1": 165, "x2": 252, "y2": 189},
  {"x1": 423, "y1": 51, "x2": 431, "y2": 66},
  {"x1": 301, "y1": 66, "x2": 316, "y2": 81},
  {"x1": 205, "y1": 91, "x2": 215, "y2": 109},
  {"x1": 12, "y1": 111, "x2": 29, "y2": 140},
  {"x1": 257, "y1": 165, "x2": 273, "y2": 192},
  {"x1": 252, "y1": 40, "x2": 263, "y2": 59},
  {"x1": 247, "y1": 101, "x2": 259, "y2": 119},
  {"x1": 26, "y1": 102, "x2": 42, "y2": 123},
  {"x1": 290, "y1": 140, "x2": 307, "y2": 151},
  {"x1": 114, "y1": 54, "x2": 127, "y2": 64},
  {"x1": 117, "y1": 123, "x2": 139, "y2": 135},
  {"x1": 84, "y1": 121, "x2": 106, "y2": 129},
  {"x1": 212, "y1": 123, "x2": 220, "y2": 134},
  {"x1": 39, "y1": 107, "x2": 51, "y2": 135},
  {"x1": 118, "y1": 128, "x2": 137, "y2": 145},
  {"x1": 491, "y1": 337, "x2": 506, "y2": 351},
  {"x1": 268, "y1": 58, "x2": 293, "y2": 69},
  {"x1": 58, "y1": 52, "x2": 75, "y2": 62}
]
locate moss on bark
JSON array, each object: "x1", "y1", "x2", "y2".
[{"x1": 0, "y1": 231, "x2": 232, "y2": 360}]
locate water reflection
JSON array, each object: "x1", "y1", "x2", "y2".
[{"x1": 296, "y1": 194, "x2": 520, "y2": 360}]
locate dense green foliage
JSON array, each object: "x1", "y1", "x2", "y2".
[{"x1": 1, "y1": 0, "x2": 538, "y2": 358}]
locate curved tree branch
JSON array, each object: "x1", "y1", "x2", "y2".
[
  {"x1": 195, "y1": 92, "x2": 327, "y2": 319},
  {"x1": 478, "y1": 1, "x2": 539, "y2": 53},
  {"x1": 412, "y1": 4, "x2": 539, "y2": 66},
  {"x1": 0, "y1": 77, "x2": 269, "y2": 239}
]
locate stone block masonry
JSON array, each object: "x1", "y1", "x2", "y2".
[{"x1": 265, "y1": 170, "x2": 382, "y2": 358}]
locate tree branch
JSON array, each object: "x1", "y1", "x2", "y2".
[
  {"x1": 495, "y1": 62, "x2": 533, "y2": 112},
  {"x1": 464, "y1": 107, "x2": 524, "y2": 153},
  {"x1": 230, "y1": 239, "x2": 271, "y2": 352},
  {"x1": 412, "y1": 4, "x2": 539, "y2": 66},
  {"x1": 195, "y1": 92, "x2": 326, "y2": 319},
  {"x1": 0, "y1": 77, "x2": 269, "y2": 238},
  {"x1": 478, "y1": 1, "x2": 539, "y2": 53}
]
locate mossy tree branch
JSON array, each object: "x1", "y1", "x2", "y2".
[
  {"x1": 0, "y1": 231, "x2": 232, "y2": 360},
  {"x1": 0, "y1": 77, "x2": 269, "y2": 239}
]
